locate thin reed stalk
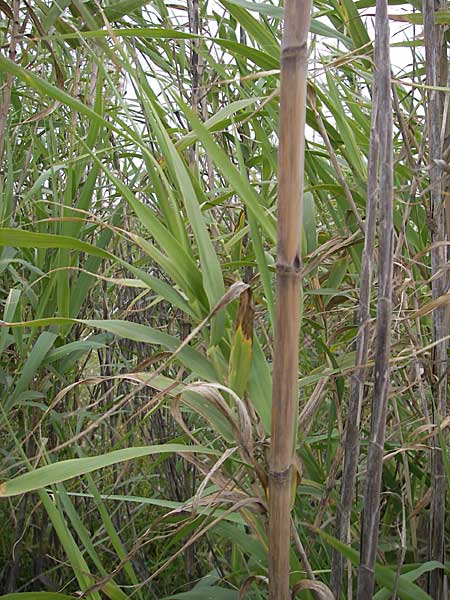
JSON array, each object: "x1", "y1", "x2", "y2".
[
  {"x1": 423, "y1": 0, "x2": 448, "y2": 596},
  {"x1": 269, "y1": 2, "x2": 312, "y2": 598},
  {"x1": 330, "y1": 65, "x2": 379, "y2": 600},
  {"x1": 356, "y1": 0, "x2": 393, "y2": 594},
  {"x1": 0, "y1": 0, "x2": 19, "y2": 163}
]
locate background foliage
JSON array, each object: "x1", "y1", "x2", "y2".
[{"x1": 0, "y1": 0, "x2": 449, "y2": 598}]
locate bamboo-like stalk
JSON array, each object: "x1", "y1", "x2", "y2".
[
  {"x1": 331, "y1": 18, "x2": 379, "y2": 599},
  {"x1": 188, "y1": 0, "x2": 201, "y2": 171},
  {"x1": 356, "y1": 0, "x2": 393, "y2": 595},
  {"x1": 330, "y1": 72, "x2": 379, "y2": 600},
  {"x1": 0, "y1": 0, "x2": 19, "y2": 163},
  {"x1": 423, "y1": 0, "x2": 448, "y2": 597},
  {"x1": 269, "y1": 2, "x2": 312, "y2": 599},
  {"x1": 331, "y1": 0, "x2": 392, "y2": 593}
]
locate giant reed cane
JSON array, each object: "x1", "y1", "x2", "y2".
[
  {"x1": 423, "y1": 0, "x2": 449, "y2": 596},
  {"x1": 356, "y1": 0, "x2": 393, "y2": 595},
  {"x1": 269, "y1": 1, "x2": 312, "y2": 598},
  {"x1": 331, "y1": 63, "x2": 379, "y2": 600}
]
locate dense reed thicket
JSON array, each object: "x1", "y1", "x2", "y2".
[{"x1": 0, "y1": 1, "x2": 449, "y2": 598}]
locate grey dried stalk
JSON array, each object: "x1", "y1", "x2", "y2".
[
  {"x1": 423, "y1": 0, "x2": 449, "y2": 596},
  {"x1": 356, "y1": 0, "x2": 393, "y2": 594},
  {"x1": 269, "y1": 1, "x2": 312, "y2": 598},
  {"x1": 0, "y1": 0, "x2": 19, "y2": 163},
  {"x1": 188, "y1": 0, "x2": 201, "y2": 171},
  {"x1": 330, "y1": 25, "x2": 380, "y2": 600}
]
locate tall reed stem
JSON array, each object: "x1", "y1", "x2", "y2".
[
  {"x1": 331, "y1": 65, "x2": 379, "y2": 600},
  {"x1": 269, "y1": 2, "x2": 312, "y2": 598},
  {"x1": 423, "y1": 0, "x2": 448, "y2": 596},
  {"x1": 356, "y1": 0, "x2": 393, "y2": 595}
]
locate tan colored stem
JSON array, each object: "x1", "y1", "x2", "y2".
[{"x1": 269, "y1": 2, "x2": 312, "y2": 598}]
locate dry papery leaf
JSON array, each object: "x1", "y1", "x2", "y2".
[
  {"x1": 239, "y1": 575, "x2": 268, "y2": 599},
  {"x1": 291, "y1": 579, "x2": 334, "y2": 599}
]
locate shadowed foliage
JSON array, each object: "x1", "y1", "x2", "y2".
[{"x1": 0, "y1": 0, "x2": 449, "y2": 598}]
